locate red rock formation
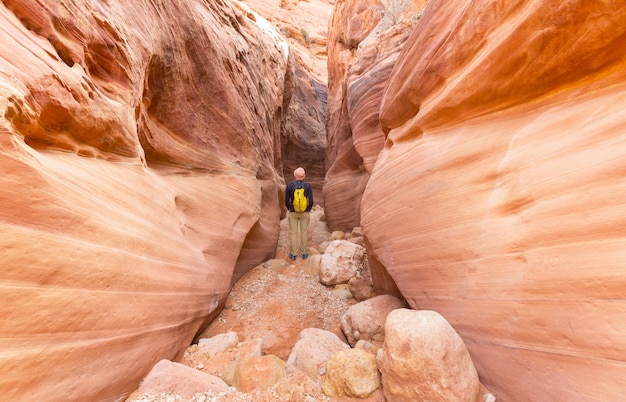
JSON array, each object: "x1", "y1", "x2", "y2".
[
  {"x1": 236, "y1": 0, "x2": 331, "y2": 208},
  {"x1": 0, "y1": 0, "x2": 323, "y2": 400},
  {"x1": 324, "y1": 0, "x2": 428, "y2": 230},
  {"x1": 360, "y1": 1, "x2": 626, "y2": 400},
  {"x1": 281, "y1": 52, "x2": 327, "y2": 208}
]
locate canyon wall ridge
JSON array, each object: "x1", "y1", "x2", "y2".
[
  {"x1": 0, "y1": 0, "x2": 325, "y2": 399},
  {"x1": 324, "y1": 0, "x2": 626, "y2": 400}
]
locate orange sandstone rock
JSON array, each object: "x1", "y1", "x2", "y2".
[
  {"x1": 361, "y1": 1, "x2": 626, "y2": 400},
  {"x1": 0, "y1": 0, "x2": 323, "y2": 400},
  {"x1": 324, "y1": 0, "x2": 428, "y2": 230}
]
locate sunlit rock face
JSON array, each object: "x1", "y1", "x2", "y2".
[
  {"x1": 324, "y1": 0, "x2": 428, "y2": 231},
  {"x1": 0, "y1": 0, "x2": 321, "y2": 400},
  {"x1": 361, "y1": 1, "x2": 626, "y2": 400}
]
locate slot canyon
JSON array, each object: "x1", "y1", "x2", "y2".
[{"x1": 1, "y1": 0, "x2": 625, "y2": 401}]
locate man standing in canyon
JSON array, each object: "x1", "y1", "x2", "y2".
[{"x1": 285, "y1": 167, "x2": 314, "y2": 261}]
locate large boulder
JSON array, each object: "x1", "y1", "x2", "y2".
[
  {"x1": 322, "y1": 348, "x2": 380, "y2": 398},
  {"x1": 319, "y1": 240, "x2": 366, "y2": 285},
  {"x1": 130, "y1": 360, "x2": 230, "y2": 398},
  {"x1": 340, "y1": 294, "x2": 406, "y2": 347},
  {"x1": 223, "y1": 354, "x2": 287, "y2": 393},
  {"x1": 380, "y1": 309, "x2": 481, "y2": 402},
  {"x1": 285, "y1": 328, "x2": 350, "y2": 384}
]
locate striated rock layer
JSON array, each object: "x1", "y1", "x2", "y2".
[
  {"x1": 324, "y1": 0, "x2": 428, "y2": 231},
  {"x1": 235, "y1": 0, "x2": 331, "y2": 205},
  {"x1": 359, "y1": 0, "x2": 626, "y2": 400},
  {"x1": 0, "y1": 0, "x2": 324, "y2": 400},
  {"x1": 281, "y1": 52, "x2": 327, "y2": 207}
]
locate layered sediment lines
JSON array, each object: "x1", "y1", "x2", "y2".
[
  {"x1": 356, "y1": 1, "x2": 626, "y2": 400},
  {"x1": 0, "y1": 0, "x2": 325, "y2": 399}
]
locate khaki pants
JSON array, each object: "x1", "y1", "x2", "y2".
[{"x1": 288, "y1": 211, "x2": 310, "y2": 255}]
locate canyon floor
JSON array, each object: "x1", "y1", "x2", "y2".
[
  {"x1": 197, "y1": 206, "x2": 356, "y2": 360},
  {"x1": 127, "y1": 206, "x2": 384, "y2": 401}
]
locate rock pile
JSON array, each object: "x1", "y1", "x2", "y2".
[{"x1": 125, "y1": 207, "x2": 494, "y2": 401}]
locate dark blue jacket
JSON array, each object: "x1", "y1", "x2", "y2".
[{"x1": 285, "y1": 179, "x2": 313, "y2": 212}]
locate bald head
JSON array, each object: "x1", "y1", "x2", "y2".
[{"x1": 294, "y1": 167, "x2": 305, "y2": 180}]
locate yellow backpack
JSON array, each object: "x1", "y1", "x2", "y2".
[{"x1": 293, "y1": 187, "x2": 308, "y2": 212}]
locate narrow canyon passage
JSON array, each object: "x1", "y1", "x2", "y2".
[
  {"x1": 126, "y1": 205, "x2": 494, "y2": 401},
  {"x1": 125, "y1": 207, "x2": 386, "y2": 401},
  {"x1": 198, "y1": 207, "x2": 355, "y2": 360},
  {"x1": 2, "y1": 0, "x2": 625, "y2": 400}
]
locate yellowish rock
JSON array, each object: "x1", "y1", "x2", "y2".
[{"x1": 322, "y1": 348, "x2": 380, "y2": 398}]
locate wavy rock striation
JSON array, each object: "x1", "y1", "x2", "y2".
[
  {"x1": 324, "y1": 0, "x2": 428, "y2": 231},
  {"x1": 0, "y1": 0, "x2": 324, "y2": 400},
  {"x1": 353, "y1": 0, "x2": 626, "y2": 400}
]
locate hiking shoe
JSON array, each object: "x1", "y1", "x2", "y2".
[
  {"x1": 302, "y1": 253, "x2": 308, "y2": 260},
  {"x1": 288, "y1": 254, "x2": 297, "y2": 261}
]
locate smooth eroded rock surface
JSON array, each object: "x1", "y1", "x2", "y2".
[
  {"x1": 133, "y1": 359, "x2": 230, "y2": 398},
  {"x1": 324, "y1": 0, "x2": 429, "y2": 230},
  {"x1": 0, "y1": 0, "x2": 324, "y2": 399},
  {"x1": 360, "y1": 1, "x2": 626, "y2": 400},
  {"x1": 340, "y1": 294, "x2": 406, "y2": 347},
  {"x1": 380, "y1": 309, "x2": 481, "y2": 402}
]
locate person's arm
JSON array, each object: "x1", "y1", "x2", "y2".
[
  {"x1": 285, "y1": 182, "x2": 293, "y2": 211},
  {"x1": 306, "y1": 182, "x2": 314, "y2": 211}
]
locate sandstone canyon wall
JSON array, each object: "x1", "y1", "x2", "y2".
[
  {"x1": 324, "y1": 0, "x2": 428, "y2": 230},
  {"x1": 233, "y1": 0, "x2": 331, "y2": 206},
  {"x1": 281, "y1": 52, "x2": 327, "y2": 206},
  {"x1": 345, "y1": 0, "x2": 626, "y2": 400},
  {"x1": 0, "y1": 0, "x2": 324, "y2": 400}
]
